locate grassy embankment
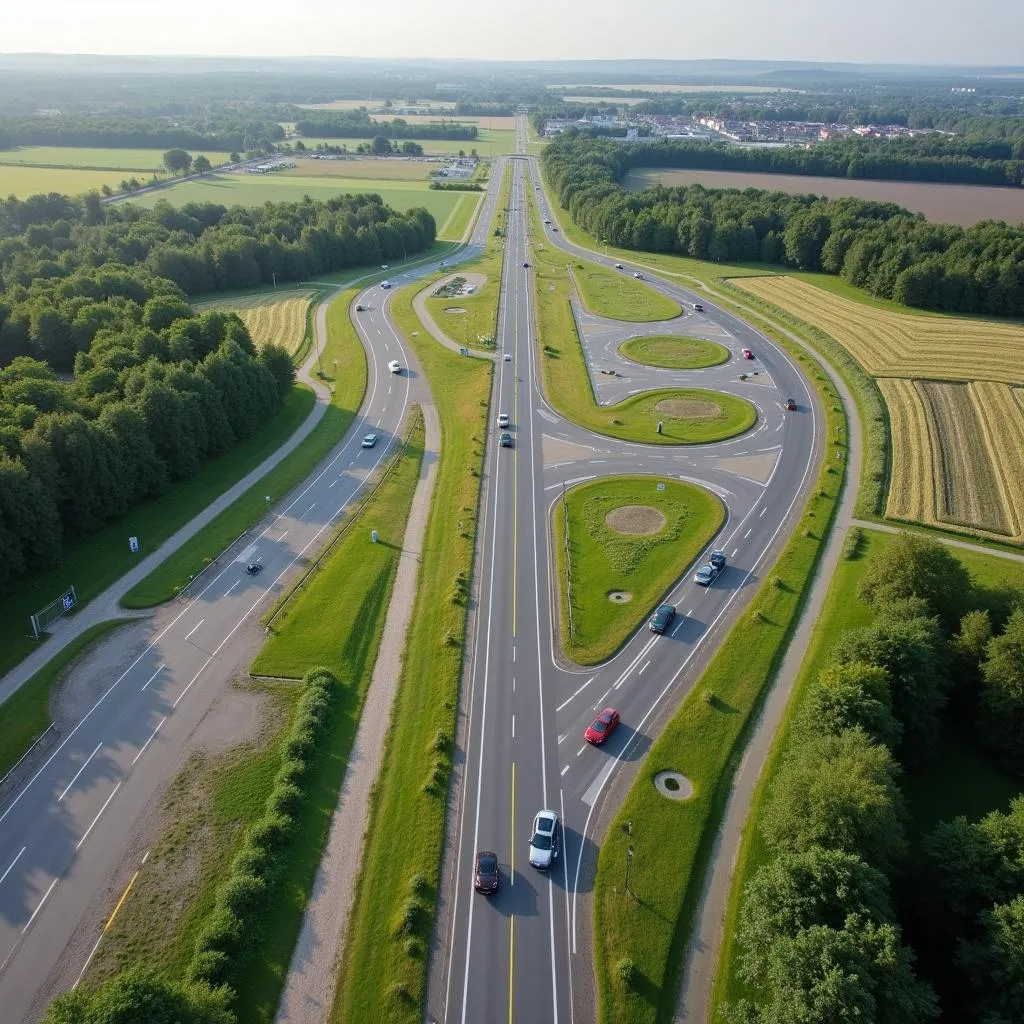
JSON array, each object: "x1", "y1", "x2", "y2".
[
  {"x1": 553, "y1": 476, "x2": 724, "y2": 664},
  {"x1": 88, "y1": 413, "x2": 425, "y2": 1024},
  {"x1": 531, "y1": 173, "x2": 852, "y2": 1024},
  {"x1": 709, "y1": 528, "x2": 1024, "y2": 1019},
  {"x1": 619, "y1": 335, "x2": 730, "y2": 370},
  {"x1": 330, "y1": 273, "x2": 492, "y2": 1023},
  {"x1": 527, "y1": 193, "x2": 755, "y2": 445},
  {"x1": 426, "y1": 161, "x2": 511, "y2": 351}
]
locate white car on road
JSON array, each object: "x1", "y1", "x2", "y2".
[
  {"x1": 497, "y1": 413, "x2": 510, "y2": 427},
  {"x1": 528, "y1": 810, "x2": 560, "y2": 869},
  {"x1": 388, "y1": 360, "x2": 401, "y2": 374}
]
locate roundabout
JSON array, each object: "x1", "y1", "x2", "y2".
[{"x1": 619, "y1": 334, "x2": 730, "y2": 370}]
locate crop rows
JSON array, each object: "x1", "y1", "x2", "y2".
[
  {"x1": 877, "y1": 378, "x2": 930, "y2": 524},
  {"x1": 206, "y1": 290, "x2": 315, "y2": 355},
  {"x1": 971, "y1": 381, "x2": 1024, "y2": 539},
  {"x1": 736, "y1": 276, "x2": 1024, "y2": 384}
]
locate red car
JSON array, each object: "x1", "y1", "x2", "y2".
[
  {"x1": 785, "y1": 398, "x2": 797, "y2": 411},
  {"x1": 585, "y1": 707, "x2": 620, "y2": 745},
  {"x1": 474, "y1": 850, "x2": 500, "y2": 894},
  {"x1": 741, "y1": 348, "x2": 754, "y2": 360}
]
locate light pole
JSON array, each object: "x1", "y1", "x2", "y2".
[{"x1": 625, "y1": 846, "x2": 634, "y2": 899}]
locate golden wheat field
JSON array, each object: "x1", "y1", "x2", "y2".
[
  {"x1": 736, "y1": 276, "x2": 1024, "y2": 384},
  {"x1": 734, "y1": 275, "x2": 1024, "y2": 544},
  {"x1": 202, "y1": 290, "x2": 315, "y2": 355}
]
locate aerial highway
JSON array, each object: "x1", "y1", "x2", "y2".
[
  {"x1": 0, "y1": 165, "x2": 505, "y2": 1023},
  {"x1": 429, "y1": 148, "x2": 821, "y2": 1023}
]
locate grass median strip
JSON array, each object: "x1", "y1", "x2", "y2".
[
  {"x1": 574, "y1": 262, "x2": 682, "y2": 322},
  {"x1": 331, "y1": 271, "x2": 492, "y2": 1023},
  {"x1": 619, "y1": 334, "x2": 730, "y2": 370},
  {"x1": 81, "y1": 415, "x2": 424, "y2": 1024},
  {"x1": 122, "y1": 290, "x2": 367, "y2": 608},
  {"x1": 554, "y1": 476, "x2": 724, "y2": 665}
]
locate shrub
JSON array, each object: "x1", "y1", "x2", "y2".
[{"x1": 617, "y1": 956, "x2": 638, "y2": 987}]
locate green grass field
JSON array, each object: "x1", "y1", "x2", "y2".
[
  {"x1": 122, "y1": 291, "x2": 367, "y2": 607},
  {"x1": 0, "y1": 165, "x2": 137, "y2": 198},
  {"x1": 710, "y1": 528, "x2": 1024, "y2": 1020},
  {"x1": 124, "y1": 173, "x2": 465, "y2": 236},
  {"x1": 554, "y1": 476, "x2": 724, "y2": 664},
  {"x1": 298, "y1": 128, "x2": 516, "y2": 156},
  {"x1": 331, "y1": 273, "x2": 492, "y2": 1024},
  {"x1": 619, "y1": 335, "x2": 730, "y2": 369},
  {"x1": 281, "y1": 157, "x2": 432, "y2": 180},
  {"x1": 573, "y1": 264, "x2": 682, "y2": 322},
  {"x1": 0, "y1": 146, "x2": 231, "y2": 170},
  {"x1": 436, "y1": 191, "x2": 484, "y2": 242}
]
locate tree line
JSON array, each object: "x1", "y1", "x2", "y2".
[
  {"x1": 542, "y1": 134, "x2": 1024, "y2": 317},
  {"x1": 724, "y1": 533, "x2": 1024, "y2": 1023},
  {"x1": 294, "y1": 112, "x2": 478, "y2": 141},
  {"x1": 0, "y1": 191, "x2": 436, "y2": 589}
]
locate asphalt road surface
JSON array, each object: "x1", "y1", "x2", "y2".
[
  {"x1": 0, "y1": 166, "x2": 504, "y2": 1023},
  {"x1": 430, "y1": 151, "x2": 820, "y2": 1024}
]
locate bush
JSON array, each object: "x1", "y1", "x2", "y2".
[
  {"x1": 617, "y1": 956, "x2": 638, "y2": 987},
  {"x1": 218, "y1": 871, "x2": 269, "y2": 919}
]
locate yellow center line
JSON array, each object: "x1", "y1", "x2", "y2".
[
  {"x1": 508, "y1": 915, "x2": 516, "y2": 1024},
  {"x1": 105, "y1": 869, "x2": 140, "y2": 931},
  {"x1": 510, "y1": 761, "x2": 516, "y2": 881}
]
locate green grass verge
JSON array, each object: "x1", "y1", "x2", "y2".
[
  {"x1": 573, "y1": 263, "x2": 682, "y2": 322},
  {"x1": 426, "y1": 162, "x2": 510, "y2": 352},
  {"x1": 251, "y1": 409, "x2": 424, "y2": 680},
  {"x1": 709, "y1": 528, "x2": 1024, "y2": 1019},
  {"x1": 0, "y1": 619, "x2": 132, "y2": 778},
  {"x1": 619, "y1": 335, "x2": 730, "y2": 370},
  {"x1": 330, "y1": 270, "x2": 492, "y2": 1023},
  {"x1": 0, "y1": 386, "x2": 314, "y2": 678},
  {"x1": 122, "y1": 291, "x2": 367, "y2": 607},
  {"x1": 553, "y1": 476, "x2": 724, "y2": 665},
  {"x1": 437, "y1": 191, "x2": 483, "y2": 242}
]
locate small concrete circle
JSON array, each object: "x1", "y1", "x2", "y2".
[
  {"x1": 607, "y1": 590, "x2": 633, "y2": 603},
  {"x1": 605, "y1": 504, "x2": 666, "y2": 536},
  {"x1": 654, "y1": 770, "x2": 693, "y2": 801}
]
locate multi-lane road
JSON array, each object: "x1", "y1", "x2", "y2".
[
  {"x1": 431, "y1": 149, "x2": 821, "y2": 1023},
  {"x1": 0, "y1": 169, "x2": 503, "y2": 1022}
]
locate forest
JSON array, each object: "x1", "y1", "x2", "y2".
[
  {"x1": 542, "y1": 134, "x2": 1024, "y2": 316},
  {"x1": 0, "y1": 191, "x2": 436, "y2": 589},
  {"x1": 724, "y1": 534, "x2": 1024, "y2": 1024}
]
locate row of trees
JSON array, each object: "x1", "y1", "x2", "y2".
[
  {"x1": 725, "y1": 534, "x2": 1024, "y2": 1022},
  {"x1": 542, "y1": 135, "x2": 1024, "y2": 316},
  {"x1": 294, "y1": 111, "x2": 478, "y2": 141}
]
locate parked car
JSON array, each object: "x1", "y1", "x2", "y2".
[
  {"x1": 693, "y1": 303, "x2": 704, "y2": 312},
  {"x1": 694, "y1": 563, "x2": 722, "y2": 586},
  {"x1": 388, "y1": 360, "x2": 401, "y2": 374},
  {"x1": 528, "y1": 810, "x2": 560, "y2": 869},
  {"x1": 497, "y1": 413, "x2": 510, "y2": 427},
  {"x1": 585, "y1": 708, "x2": 620, "y2": 745},
  {"x1": 245, "y1": 562, "x2": 263, "y2": 576},
  {"x1": 710, "y1": 550, "x2": 727, "y2": 570},
  {"x1": 474, "y1": 850, "x2": 500, "y2": 894},
  {"x1": 499, "y1": 432, "x2": 513, "y2": 448},
  {"x1": 361, "y1": 434, "x2": 377, "y2": 448},
  {"x1": 785, "y1": 398, "x2": 797, "y2": 411},
  {"x1": 649, "y1": 603, "x2": 676, "y2": 634},
  {"x1": 742, "y1": 347, "x2": 754, "y2": 359}
]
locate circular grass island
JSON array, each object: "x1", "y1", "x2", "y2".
[
  {"x1": 619, "y1": 334, "x2": 730, "y2": 370},
  {"x1": 596, "y1": 387, "x2": 756, "y2": 445},
  {"x1": 553, "y1": 475, "x2": 725, "y2": 665}
]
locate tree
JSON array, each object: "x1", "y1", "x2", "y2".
[
  {"x1": 858, "y1": 532, "x2": 972, "y2": 631},
  {"x1": 761, "y1": 728, "x2": 907, "y2": 871},
  {"x1": 401, "y1": 140, "x2": 423, "y2": 156},
  {"x1": 163, "y1": 149, "x2": 193, "y2": 175},
  {"x1": 229, "y1": 151, "x2": 241, "y2": 163},
  {"x1": 371, "y1": 135, "x2": 392, "y2": 155},
  {"x1": 797, "y1": 662, "x2": 902, "y2": 749},
  {"x1": 294, "y1": 140, "x2": 306, "y2": 152},
  {"x1": 193, "y1": 155, "x2": 212, "y2": 174},
  {"x1": 956, "y1": 895, "x2": 1024, "y2": 1021},
  {"x1": 42, "y1": 966, "x2": 234, "y2": 1024},
  {"x1": 979, "y1": 609, "x2": 1024, "y2": 773}
]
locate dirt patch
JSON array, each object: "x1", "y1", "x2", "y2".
[
  {"x1": 607, "y1": 591, "x2": 633, "y2": 603},
  {"x1": 654, "y1": 398, "x2": 721, "y2": 419},
  {"x1": 444, "y1": 306, "x2": 467, "y2": 313},
  {"x1": 605, "y1": 505, "x2": 666, "y2": 536}
]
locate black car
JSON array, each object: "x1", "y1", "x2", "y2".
[
  {"x1": 693, "y1": 303, "x2": 704, "y2": 312},
  {"x1": 523, "y1": 261, "x2": 530, "y2": 268},
  {"x1": 649, "y1": 604, "x2": 676, "y2": 634},
  {"x1": 709, "y1": 550, "x2": 727, "y2": 570},
  {"x1": 355, "y1": 304, "x2": 365, "y2": 312},
  {"x1": 785, "y1": 398, "x2": 797, "y2": 411},
  {"x1": 246, "y1": 562, "x2": 263, "y2": 576},
  {"x1": 475, "y1": 850, "x2": 500, "y2": 894}
]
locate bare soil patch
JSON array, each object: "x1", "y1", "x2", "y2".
[
  {"x1": 654, "y1": 397, "x2": 721, "y2": 419},
  {"x1": 444, "y1": 306, "x2": 467, "y2": 313},
  {"x1": 605, "y1": 504, "x2": 667, "y2": 536}
]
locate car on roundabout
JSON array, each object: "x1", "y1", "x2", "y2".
[
  {"x1": 528, "y1": 810, "x2": 560, "y2": 869},
  {"x1": 785, "y1": 398, "x2": 797, "y2": 411},
  {"x1": 585, "y1": 707, "x2": 620, "y2": 745},
  {"x1": 649, "y1": 603, "x2": 676, "y2": 634},
  {"x1": 355, "y1": 304, "x2": 365, "y2": 312},
  {"x1": 361, "y1": 434, "x2": 377, "y2": 448},
  {"x1": 742, "y1": 347, "x2": 754, "y2": 359},
  {"x1": 693, "y1": 303, "x2": 704, "y2": 312}
]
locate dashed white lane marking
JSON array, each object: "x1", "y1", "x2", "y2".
[
  {"x1": 132, "y1": 717, "x2": 166, "y2": 766},
  {"x1": 184, "y1": 619, "x2": 204, "y2": 641},
  {"x1": 731, "y1": 548, "x2": 739, "y2": 557},
  {"x1": 23, "y1": 878, "x2": 58, "y2": 933},
  {"x1": 278, "y1": 531, "x2": 289, "y2": 541},
  {"x1": 759, "y1": 507, "x2": 768, "y2": 517},
  {"x1": 639, "y1": 660, "x2": 651, "y2": 675},
  {"x1": 555, "y1": 675, "x2": 596, "y2": 713},
  {"x1": 744, "y1": 528, "x2": 752, "y2": 538},
  {"x1": 76, "y1": 782, "x2": 122, "y2": 851},
  {"x1": 0, "y1": 847, "x2": 25, "y2": 888},
  {"x1": 560, "y1": 765, "x2": 570, "y2": 777},
  {"x1": 223, "y1": 580, "x2": 240, "y2": 598},
  {"x1": 576, "y1": 746, "x2": 587, "y2": 757},
  {"x1": 307, "y1": 503, "x2": 317, "y2": 514},
  {"x1": 58, "y1": 743, "x2": 103, "y2": 802},
  {"x1": 140, "y1": 664, "x2": 165, "y2": 692}
]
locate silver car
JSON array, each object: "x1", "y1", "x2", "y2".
[
  {"x1": 528, "y1": 810, "x2": 560, "y2": 869},
  {"x1": 694, "y1": 563, "x2": 722, "y2": 586}
]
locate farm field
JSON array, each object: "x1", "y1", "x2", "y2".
[
  {"x1": 297, "y1": 128, "x2": 516, "y2": 156},
  {"x1": 623, "y1": 167, "x2": 1024, "y2": 227},
  {"x1": 562, "y1": 83, "x2": 796, "y2": 95},
  {"x1": 124, "y1": 174, "x2": 467, "y2": 237},
  {"x1": 0, "y1": 165, "x2": 129, "y2": 197},
  {"x1": 369, "y1": 113, "x2": 518, "y2": 129},
  {"x1": 0, "y1": 145, "x2": 229, "y2": 169},
  {"x1": 198, "y1": 289, "x2": 317, "y2": 356},
  {"x1": 281, "y1": 157, "x2": 432, "y2": 179},
  {"x1": 734, "y1": 275, "x2": 1024, "y2": 544}
]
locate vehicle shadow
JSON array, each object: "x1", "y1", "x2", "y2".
[
  {"x1": 598, "y1": 724, "x2": 650, "y2": 764},
  {"x1": 551, "y1": 825, "x2": 598, "y2": 895},
  {"x1": 489, "y1": 867, "x2": 541, "y2": 918}
]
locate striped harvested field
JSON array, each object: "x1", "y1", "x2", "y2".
[
  {"x1": 201, "y1": 290, "x2": 315, "y2": 356},
  {"x1": 877, "y1": 379, "x2": 931, "y2": 524},
  {"x1": 735, "y1": 276, "x2": 1024, "y2": 385}
]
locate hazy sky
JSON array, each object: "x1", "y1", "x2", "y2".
[{"x1": 5, "y1": 0, "x2": 1024, "y2": 65}]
